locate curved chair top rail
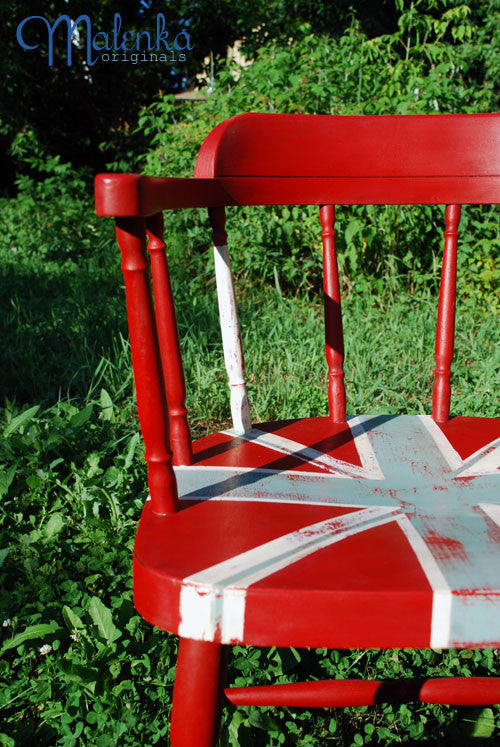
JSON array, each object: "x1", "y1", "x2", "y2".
[{"x1": 95, "y1": 112, "x2": 500, "y2": 217}]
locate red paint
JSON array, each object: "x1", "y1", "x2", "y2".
[
  {"x1": 134, "y1": 499, "x2": 434, "y2": 648},
  {"x1": 320, "y1": 206, "x2": 346, "y2": 423},
  {"x1": 424, "y1": 530, "x2": 468, "y2": 562},
  {"x1": 432, "y1": 204, "x2": 460, "y2": 422},
  {"x1": 134, "y1": 499, "x2": 361, "y2": 587},
  {"x1": 246, "y1": 520, "x2": 433, "y2": 648},
  {"x1": 114, "y1": 218, "x2": 177, "y2": 515},
  {"x1": 192, "y1": 418, "x2": 363, "y2": 472},
  {"x1": 255, "y1": 419, "x2": 363, "y2": 466},
  {"x1": 438, "y1": 416, "x2": 500, "y2": 460},
  {"x1": 94, "y1": 173, "x2": 500, "y2": 214},
  {"x1": 170, "y1": 638, "x2": 226, "y2": 747},
  {"x1": 195, "y1": 113, "x2": 500, "y2": 180},
  {"x1": 225, "y1": 677, "x2": 500, "y2": 707},
  {"x1": 146, "y1": 213, "x2": 192, "y2": 466},
  {"x1": 419, "y1": 677, "x2": 500, "y2": 705}
]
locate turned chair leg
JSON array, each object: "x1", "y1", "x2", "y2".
[{"x1": 170, "y1": 638, "x2": 227, "y2": 747}]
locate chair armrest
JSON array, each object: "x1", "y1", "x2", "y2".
[{"x1": 94, "y1": 173, "x2": 233, "y2": 217}]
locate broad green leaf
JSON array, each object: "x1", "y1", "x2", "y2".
[
  {"x1": 470, "y1": 707, "x2": 495, "y2": 738},
  {"x1": 1, "y1": 622, "x2": 60, "y2": 653},
  {"x1": 345, "y1": 218, "x2": 363, "y2": 246},
  {"x1": 124, "y1": 433, "x2": 140, "y2": 469},
  {"x1": 0, "y1": 466, "x2": 16, "y2": 497},
  {"x1": 58, "y1": 659, "x2": 98, "y2": 691},
  {"x1": 3, "y1": 406, "x2": 39, "y2": 437},
  {"x1": 87, "y1": 596, "x2": 121, "y2": 643},
  {"x1": 69, "y1": 404, "x2": 93, "y2": 430},
  {"x1": 248, "y1": 709, "x2": 279, "y2": 732},
  {"x1": 100, "y1": 388, "x2": 114, "y2": 421},
  {"x1": 62, "y1": 605, "x2": 85, "y2": 631},
  {"x1": 44, "y1": 513, "x2": 65, "y2": 539},
  {"x1": 0, "y1": 733, "x2": 15, "y2": 747},
  {"x1": 0, "y1": 548, "x2": 9, "y2": 568},
  {"x1": 228, "y1": 710, "x2": 246, "y2": 743}
]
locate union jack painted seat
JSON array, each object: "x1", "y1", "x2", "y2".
[{"x1": 95, "y1": 113, "x2": 500, "y2": 747}]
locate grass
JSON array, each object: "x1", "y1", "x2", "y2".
[{"x1": 0, "y1": 189, "x2": 499, "y2": 745}]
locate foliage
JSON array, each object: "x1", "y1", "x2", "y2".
[
  {"x1": 1, "y1": 0, "x2": 190, "y2": 182},
  {"x1": 134, "y1": 3, "x2": 499, "y2": 307}
]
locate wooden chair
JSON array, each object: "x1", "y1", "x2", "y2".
[{"x1": 95, "y1": 113, "x2": 500, "y2": 746}]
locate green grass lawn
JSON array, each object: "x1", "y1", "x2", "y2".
[{"x1": 0, "y1": 191, "x2": 498, "y2": 745}]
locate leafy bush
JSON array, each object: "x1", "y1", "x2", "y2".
[{"x1": 132, "y1": 3, "x2": 498, "y2": 306}]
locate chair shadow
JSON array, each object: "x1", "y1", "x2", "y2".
[{"x1": 184, "y1": 414, "x2": 394, "y2": 500}]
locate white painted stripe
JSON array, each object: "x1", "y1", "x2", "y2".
[
  {"x1": 457, "y1": 439, "x2": 500, "y2": 477},
  {"x1": 179, "y1": 492, "x2": 379, "y2": 508},
  {"x1": 175, "y1": 463, "x2": 354, "y2": 480},
  {"x1": 221, "y1": 427, "x2": 380, "y2": 479},
  {"x1": 479, "y1": 503, "x2": 500, "y2": 529},
  {"x1": 214, "y1": 244, "x2": 252, "y2": 434},
  {"x1": 396, "y1": 515, "x2": 451, "y2": 648},
  {"x1": 347, "y1": 415, "x2": 385, "y2": 479},
  {"x1": 188, "y1": 505, "x2": 400, "y2": 586},
  {"x1": 418, "y1": 415, "x2": 463, "y2": 472},
  {"x1": 179, "y1": 505, "x2": 401, "y2": 642},
  {"x1": 178, "y1": 584, "x2": 217, "y2": 640}
]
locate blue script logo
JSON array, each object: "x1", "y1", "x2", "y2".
[{"x1": 16, "y1": 13, "x2": 193, "y2": 66}]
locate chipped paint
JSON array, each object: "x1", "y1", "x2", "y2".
[
  {"x1": 214, "y1": 244, "x2": 251, "y2": 434},
  {"x1": 175, "y1": 415, "x2": 500, "y2": 646}
]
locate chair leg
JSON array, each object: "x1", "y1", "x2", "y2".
[{"x1": 170, "y1": 637, "x2": 227, "y2": 747}]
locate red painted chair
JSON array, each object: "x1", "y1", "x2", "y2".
[{"x1": 95, "y1": 113, "x2": 500, "y2": 746}]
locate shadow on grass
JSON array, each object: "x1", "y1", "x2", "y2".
[
  {"x1": 0, "y1": 258, "x2": 224, "y2": 406},
  {"x1": 0, "y1": 260, "x2": 127, "y2": 403}
]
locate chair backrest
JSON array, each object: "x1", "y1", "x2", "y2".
[
  {"x1": 97, "y1": 112, "x2": 499, "y2": 516},
  {"x1": 195, "y1": 112, "x2": 500, "y2": 205}
]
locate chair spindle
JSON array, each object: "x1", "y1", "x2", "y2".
[
  {"x1": 146, "y1": 213, "x2": 192, "y2": 466},
  {"x1": 115, "y1": 217, "x2": 178, "y2": 515},
  {"x1": 320, "y1": 205, "x2": 346, "y2": 423},
  {"x1": 209, "y1": 206, "x2": 252, "y2": 434},
  {"x1": 432, "y1": 204, "x2": 461, "y2": 423}
]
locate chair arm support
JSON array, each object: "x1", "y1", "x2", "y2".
[{"x1": 94, "y1": 173, "x2": 233, "y2": 217}]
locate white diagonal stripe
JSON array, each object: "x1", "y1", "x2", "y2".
[
  {"x1": 221, "y1": 423, "x2": 383, "y2": 479},
  {"x1": 347, "y1": 415, "x2": 385, "y2": 479},
  {"x1": 396, "y1": 515, "x2": 451, "y2": 648},
  {"x1": 479, "y1": 503, "x2": 500, "y2": 529},
  {"x1": 179, "y1": 505, "x2": 401, "y2": 642},
  {"x1": 418, "y1": 415, "x2": 463, "y2": 471},
  {"x1": 457, "y1": 439, "x2": 500, "y2": 477}
]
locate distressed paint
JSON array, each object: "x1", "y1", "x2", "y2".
[
  {"x1": 179, "y1": 505, "x2": 402, "y2": 643},
  {"x1": 208, "y1": 205, "x2": 251, "y2": 435},
  {"x1": 213, "y1": 244, "x2": 251, "y2": 434},
  {"x1": 220, "y1": 423, "x2": 384, "y2": 479},
  {"x1": 172, "y1": 415, "x2": 500, "y2": 645}
]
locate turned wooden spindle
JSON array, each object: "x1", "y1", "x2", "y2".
[
  {"x1": 432, "y1": 204, "x2": 461, "y2": 423},
  {"x1": 146, "y1": 213, "x2": 192, "y2": 466},
  {"x1": 320, "y1": 205, "x2": 346, "y2": 423},
  {"x1": 209, "y1": 206, "x2": 252, "y2": 434},
  {"x1": 114, "y1": 217, "x2": 178, "y2": 515}
]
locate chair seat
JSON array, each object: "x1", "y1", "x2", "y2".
[{"x1": 133, "y1": 415, "x2": 500, "y2": 650}]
